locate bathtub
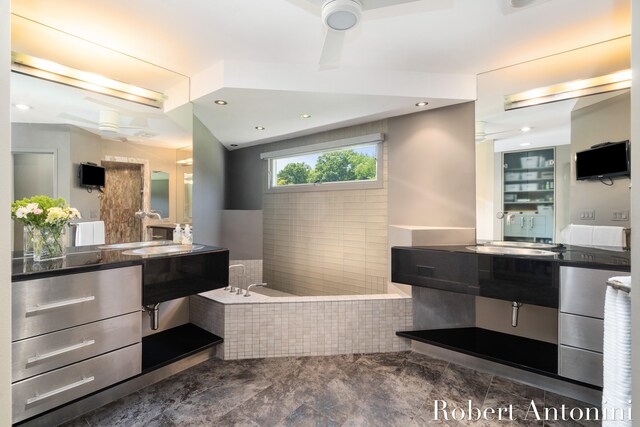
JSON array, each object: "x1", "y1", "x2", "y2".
[{"x1": 190, "y1": 287, "x2": 413, "y2": 360}]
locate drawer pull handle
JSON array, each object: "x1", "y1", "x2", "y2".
[
  {"x1": 26, "y1": 296, "x2": 96, "y2": 314},
  {"x1": 26, "y1": 376, "x2": 95, "y2": 405},
  {"x1": 27, "y1": 340, "x2": 96, "y2": 364}
]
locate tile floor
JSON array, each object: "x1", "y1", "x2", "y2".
[{"x1": 63, "y1": 352, "x2": 599, "y2": 427}]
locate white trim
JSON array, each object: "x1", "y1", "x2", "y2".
[{"x1": 260, "y1": 133, "x2": 384, "y2": 160}]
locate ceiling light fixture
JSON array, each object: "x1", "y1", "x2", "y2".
[
  {"x1": 176, "y1": 158, "x2": 193, "y2": 166},
  {"x1": 255, "y1": 126, "x2": 266, "y2": 131},
  {"x1": 300, "y1": 114, "x2": 311, "y2": 119},
  {"x1": 520, "y1": 142, "x2": 531, "y2": 147},
  {"x1": 14, "y1": 103, "x2": 31, "y2": 110},
  {"x1": 415, "y1": 101, "x2": 428, "y2": 107},
  {"x1": 11, "y1": 52, "x2": 166, "y2": 109},
  {"x1": 505, "y1": 69, "x2": 631, "y2": 111},
  {"x1": 214, "y1": 100, "x2": 228, "y2": 105},
  {"x1": 322, "y1": 0, "x2": 362, "y2": 31},
  {"x1": 520, "y1": 126, "x2": 531, "y2": 132}
]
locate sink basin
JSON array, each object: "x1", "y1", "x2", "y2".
[
  {"x1": 99, "y1": 240, "x2": 174, "y2": 250},
  {"x1": 122, "y1": 244, "x2": 204, "y2": 256},
  {"x1": 466, "y1": 246, "x2": 556, "y2": 256},
  {"x1": 484, "y1": 241, "x2": 562, "y2": 250}
]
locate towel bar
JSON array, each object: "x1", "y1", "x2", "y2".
[{"x1": 606, "y1": 279, "x2": 631, "y2": 294}]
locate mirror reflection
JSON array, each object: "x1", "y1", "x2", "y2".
[
  {"x1": 475, "y1": 36, "x2": 631, "y2": 245},
  {"x1": 150, "y1": 171, "x2": 170, "y2": 219}
]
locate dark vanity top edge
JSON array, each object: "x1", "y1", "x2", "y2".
[
  {"x1": 11, "y1": 244, "x2": 228, "y2": 282},
  {"x1": 392, "y1": 244, "x2": 630, "y2": 271},
  {"x1": 146, "y1": 223, "x2": 192, "y2": 230}
]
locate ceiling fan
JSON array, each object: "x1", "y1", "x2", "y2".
[{"x1": 303, "y1": 0, "x2": 438, "y2": 68}]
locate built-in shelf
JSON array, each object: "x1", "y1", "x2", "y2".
[
  {"x1": 398, "y1": 327, "x2": 559, "y2": 375},
  {"x1": 504, "y1": 201, "x2": 554, "y2": 205},
  {"x1": 142, "y1": 323, "x2": 222, "y2": 373},
  {"x1": 504, "y1": 190, "x2": 554, "y2": 193},
  {"x1": 504, "y1": 167, "x2": 554, "y2": 172},
  {"x1": 504, "y1": 178, "x2": 554, "y2": 183}
]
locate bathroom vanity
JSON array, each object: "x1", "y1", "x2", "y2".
[
  {"x1": 11, "y1": 244, "x2": 228, "y2": 424},
  {"x1": 392, "y1": 244, "x2": 630, "y2": 388}
]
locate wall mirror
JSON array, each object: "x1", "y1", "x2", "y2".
[
  {"x1": 10, "y1": 14, "x2": 192, "y2": 247},
  {"x1": 176, "y1": 146, "x2": 193, "y2": 223},
  {"x1": 475, "y1": 36, "x2": 631, "y2": 243}
]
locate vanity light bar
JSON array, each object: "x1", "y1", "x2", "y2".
[
  {"x1": 11, "y1": 52, "x2": 166, "y2": 109},
  {"x1": 504, "y1": 69, "x2": 631, "y2": 111}
]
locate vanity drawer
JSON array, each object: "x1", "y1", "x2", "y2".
[
  {"x1": 12, "y1": 312, "x2": 141, "y2": 382},
  {"x1": 559, "y1": 313, "x2": 603, "y2": 353},
  {"x1": 391, "y1": 248, "x2": 478, "y2": 294},
  {"x1": 12, "y1": 266, "x2": 142, "y2": 341},
  {"x1": 12, "y1": 343, "x2": 141, "y2": 423},
  {"x1": 560, "y1": 266, "x2": 621, "y2": 318},
  {"x1": 558, "y1": 345, "x2": 603, "y2": 387}
]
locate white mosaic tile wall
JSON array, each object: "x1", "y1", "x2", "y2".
[
  {"x1": 191, "y1": 290, "x2": 412, "y2": 360},
  {"x1": 263, "y1": 142, "x2": 389, "y2": 296}
]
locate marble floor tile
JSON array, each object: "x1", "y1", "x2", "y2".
[{"x1": 60, "y1": 352, "x2": 599, "y2": 427}]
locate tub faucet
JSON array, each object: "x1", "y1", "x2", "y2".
[
  {"x1": 245, "y1": 283, "x2": 267, "y2": 297},
  {"x1": 226, "y1": 264, "x2": 246, "y2": 293}
]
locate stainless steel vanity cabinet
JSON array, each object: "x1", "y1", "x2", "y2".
[
  {"x1": 11, "y1": 266, "x2": 142, "y2": 423},
  {"x1": 558, "y1": 266, "x2": 622, "y2": 387}
]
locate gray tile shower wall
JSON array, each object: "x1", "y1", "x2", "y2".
[
  {"x1": 263, "y1": 142, "x2": 389, "y2": 296},
  {"x1": 229, "y1": 259, "x2": 263, "y2": 289}
]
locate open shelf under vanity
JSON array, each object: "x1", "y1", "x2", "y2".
[
  {"x1": 142, "y1": 323, "x2": 223, "y2": 373},
  {"x1": 398, "y1": 327, "x2": 559, "y2": 376}
]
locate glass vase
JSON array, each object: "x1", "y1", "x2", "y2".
[
  {"x1": 33, "y1": 226, "x2": 67, "y2": 262},
  {"x1": 23, "y1": 224, "x2": 35, "y2": 257}
]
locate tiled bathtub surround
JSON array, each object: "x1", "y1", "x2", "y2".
[{"x1": 191, "y1": 289, "x2": 412, "y2": 360}]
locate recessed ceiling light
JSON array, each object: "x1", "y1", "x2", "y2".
[
  {"x1": 14, "y1": 103, "x2": 31, "y2": 110},
  {"x1": 520, "y1": 142, "x2": 531, "y2": 147},
  {"x1": 415, "y1": 101, "x2": 428, "y2": 107},
  {"x1": 255, "y1": 126, "x2": 266, "y2": 131},
  {"x1": 214, "y1": 100, "x2": 228, "y2": 105},
  {"x1": 230, "y1": 144, "x2": 238, "y2": 147},
  {"x1": 300, "y1": 114, "x2": 311, "y2": 119},
  {"x1": 521, "y1": 126, "x2": 532, "y2": 132}
]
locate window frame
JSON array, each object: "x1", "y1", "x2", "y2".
[{"x1": 261, "y1": 133, "x2": 384, "y2": 193}]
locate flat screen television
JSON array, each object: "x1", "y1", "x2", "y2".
[
  {"x1": 575, "y1": 140, "x2": 630, "y2": 181},
  {"x1": 79, "y1": 163, "x2": 105, "y2": 188}
]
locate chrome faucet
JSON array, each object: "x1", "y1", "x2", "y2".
[
  {"x1": 245, "y1": 283, "x2": 267, "y2": 297},
  {"x1": 226, "y1": 264, "x2": 246, "y2": 293}
]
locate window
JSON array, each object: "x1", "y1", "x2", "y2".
[{"x1": 261, "y1": 134, "x2": 384, "y2": 192}]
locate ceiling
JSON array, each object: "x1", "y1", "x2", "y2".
[{"x1": 9, "y1": 0, "x2": 631, "y2": 149}]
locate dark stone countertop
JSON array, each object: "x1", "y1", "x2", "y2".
[
  {"x1": 12, "y1": 243, "x2": 227, "y2": 282},
  {"x1": 146, "y1": 223, "x2": 192, "y2": 230},
  {"x1": 394, "y1": 244, "x2": 630, "y2": 272}
]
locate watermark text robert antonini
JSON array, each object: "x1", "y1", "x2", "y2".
[{"x1": 433, "y1": 399, "x2": 632, "y2": 422}]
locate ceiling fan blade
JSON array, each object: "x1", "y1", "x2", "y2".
[
  {"x1": 58, "y1": 112, "x2": 98, "y2": 126},
  {"x1": 319, "y1": 29, "x2": 345, "y2": 69}
]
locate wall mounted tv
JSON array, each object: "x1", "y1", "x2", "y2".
[
  {"x1": 575, "y1": 140, "x2": 630, "y2": 181},
  {"x1": 79, "y1": 163, "x2": 106, "y2": 188}
]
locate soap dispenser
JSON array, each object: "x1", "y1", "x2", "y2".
[
  {"x1": 182, "y1": 224, "x2": 193, "y2": 245},
  {"x1": 173, "y1": 224, "x2": 182, "y2": 243}
]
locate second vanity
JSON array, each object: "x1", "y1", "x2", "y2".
[
  {"x1": 11, "y1": 244, "x2": 228, "y2": 425},
  {"x1": 392, "y1": 244, "x2": 630, "y2": 390}
]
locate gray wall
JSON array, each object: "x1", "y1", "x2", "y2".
[
  {"x1": 631, "y1": 1, "x2": 639, "y2": 418},
  {"x1": 193, "y1": 116, "x2": 227, "y2": 246},
  {"x1": 387, "y1": 102, "x2": 476, "y2": 227},
  {"x1": 570, "y1": 92, "x2": 631, "y2": 226},
  {"x1": 69, "y1": 127, "x2": 102, "y2": 220}
]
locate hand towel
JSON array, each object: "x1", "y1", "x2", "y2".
[
  {"x1": 75, "y1": 222, "x2": 95, "y2": 246},
  {"x1": 567, "y1": 224, "x2": 594, "y2": 246},
  {"x1": 592, "y1": 226, "x2": 626, "y2": 249},
  {"x1": 93, "y1": 221, "x2": 105, "y2": 245}
]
